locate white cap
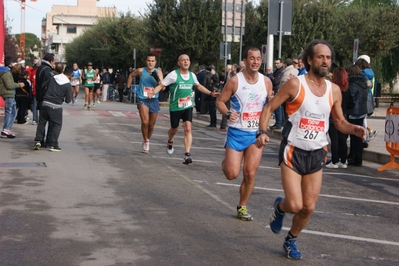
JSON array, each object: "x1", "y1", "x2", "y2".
[
  {"x1": 18, "y1": 60, "x2": 25, "y2": 65},
  {"x1": 357, "y1": 55, "x2": 370, "y2": 64}
]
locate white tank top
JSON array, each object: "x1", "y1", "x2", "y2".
[
  {"x1": 227, "y1": 72, "x2": 267, "y2": 132},
  {"x1": 284, "y1": 75, "x2": 333, "y2": 150}
]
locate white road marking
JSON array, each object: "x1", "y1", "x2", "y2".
[
  {"x1": 324, "y1": 171, "x2": 399, "y2": 182},
  {"x1": 108, "y1": 111, "x2": 127, "y2": 117},
  {"x1": 216, "y1": 182, "x2": 399, "y2": 205},
  {"x1": 263, "y1": 226, "x2": 399, "y2": 247}
]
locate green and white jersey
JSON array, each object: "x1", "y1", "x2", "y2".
[
  {"x1": 162, "y1": 69, "x2": 199, "y2": 112},
  {"x1": 84, "y1": 69, "x2": 95, "y2": 87}
]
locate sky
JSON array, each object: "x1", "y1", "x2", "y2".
[{"x1": 4, "y1": 0, "x2": 153, "y2": 38}]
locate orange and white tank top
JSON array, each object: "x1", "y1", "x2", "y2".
[
  {"x1": 227, "y1": 72, "x2": 267, "y2": 132},
  {"x1": 284, "y1": 75, "x2": 333, "y2": 150}
]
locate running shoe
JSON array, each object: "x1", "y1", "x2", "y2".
[
  {"x1": 1, "y1": 129, "x2": 16, "y2": 139},
  {"x1": 237, "y1": 206, "x2": 253, "y2": 221},
  {"x1": 83, "y1": 104, "x2": 88, "y2": 110},
  {"x1": 142, "y1": 140, "x2": 149, "y2": 153},
  {"x1": 270, "y1": 196, "x2": 285, "y2": 234},
  {"x1": 87, "y1": 106, "x2": 91, "y2": 111},
  {"x1": 183, "y1": 154, "x2": 192, "y2": 164},
  {"x1": 166, "y1": 141, "x2": 174, "y2": 155},
  {"x1": 283, "y1": 239, "x2": 302, "y2": 260},
  {"x1": 92, "y1": 103, "x2": 96, "y2": 108},
  {"x1": 49, "y1": 146, "x2": 62, "y2": 152},
  {"x1": 32, "y1": 121, "x2": 37, "y2": 125},
  {"x1": 325, "y1": 162, "x2": 338, "y2": 169},
  {"x1": 337, "y1": 161, "x2": 347, "y2": 169},
  {"x1": 74, "y1": 97, "x2": 78, "y2": 103},
  {"x1": 97, "y1": 99, "x2": 100, "y2": 104},
  {"x1": 33, "y1": 141, "x2": 41, "y2": 150},
  {"x1": 369, "y1": 129, "x2": 378, "y2": 141}
]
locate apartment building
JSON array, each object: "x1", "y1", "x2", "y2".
[{"x1": 42, "y1": 0, "x2": 116, "y2": 62}]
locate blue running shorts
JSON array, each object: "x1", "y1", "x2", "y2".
[
  {"x1": 225, "y1": 127, "x2": 257, "y2": 152},
  {"x1": 137, "y1": 98, "x2": 160, "y2": 114}
]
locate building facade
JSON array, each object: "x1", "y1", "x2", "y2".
[{"x1": 41, "y1": 0, "x2": 116, "y2": 62}]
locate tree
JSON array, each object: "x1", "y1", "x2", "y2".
[
  {"x1": 65, "y1": 13, "x2": 148, "y2": 72},
  {"x1": 15, "y1": 33, "x2": 41, "y2": 66},
  {"x1": 145, "y1": 0, "x2": 222, "y2": 71},
  {"x1": 4, "y1": 23, "x2": 18, "y2": 61}
]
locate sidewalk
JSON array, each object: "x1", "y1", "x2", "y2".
[{"x1": 190, "y1": 102, "x2": 395, "y2": 166}]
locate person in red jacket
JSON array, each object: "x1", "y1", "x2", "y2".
[{"x1": 26, "y1": 59, "x2": 39, "y2": 125}]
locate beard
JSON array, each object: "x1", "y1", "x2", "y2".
[{"x1": 312, "y1": 64, "x2": 330, "y2": 77}]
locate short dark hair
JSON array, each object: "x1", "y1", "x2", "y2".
[
  {"x1": 43, "y1": 53, "x2": 55, "y2": 62},
  {"x1": 243, "y1": 47, "x2": 260, "y2": 60},
  {"x1": 301, "y1": 39, "x2": 335, "y2": 72},
  {"x1": 5, "y1": 56, "x2": 14, "y2": 66},
  {"x1": 147, "y1": 52, "x2": 157, "y2": 58},
  {"x1": 64, "y1": 66, "x2": 73, "y2": 76},
  {"x1": 345, "y1": 64, "x2": 361, "y2": 76},
  {"x1": 54, "y1": 62, "x2": 64, "y2": 74}
]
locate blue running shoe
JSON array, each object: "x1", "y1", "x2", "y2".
[
  {"x1": 283, "y1": 239, "x2": 302, "y2": 260},
  {"x1": 270, "y1": 196, "x2": 285, "y2": 234}
]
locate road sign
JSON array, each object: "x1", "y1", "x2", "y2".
[
  {"x1": 353, "y1": 38, "x2": 359, "y2": 63},
  {"x1": 150, "y1": 46, "x2": 162, "y2": 55},
  {"x1": 261, "y1": 45, "x2": 267, "y2": 63},
  {"x1": 268, "y1": 0, "x2": 292, "y2": 36},
  {"x1": 220, "y1": 42, "x2": 232, "y2": 60}
]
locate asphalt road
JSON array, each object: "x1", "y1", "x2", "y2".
[{"x1": 0, "y1": 100, "x2": 398, "y2": 266}]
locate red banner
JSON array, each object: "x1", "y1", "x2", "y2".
[{"x1": 0, "y1": 0, "x2": 4, "y2": 66}]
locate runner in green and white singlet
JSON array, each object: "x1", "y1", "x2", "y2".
[{"x1": 151, "y1": 54, "x2": 220, "y2": 164}]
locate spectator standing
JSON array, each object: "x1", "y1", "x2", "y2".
[
  {"x1": 346, "y1": 64, "x2": 368, "y2": 166},
  {"x1": 269, "y1": 58, "x2": 284, "y2": 129},
  {"x1": 219, "y1": 64, "x2": 237, "y2": 131},
  {"x1": 101, "y1": 68, "x2": 111, "y2": 102},
  {"x1": 297, "y1": 58, "x2": 308, "y2": 76},
  {"x1": 0, "y1": 56, "x2": 25, "y2": 138},
  {"x1": 200, "y1": 66, "x2": 213, "y2": 114},
  {"x1": 355, "y1": 55, "x2": 378, "y2": 145},
  {"x1": 115, "y1": 70, "x2": 126, "y2": 103},
  {"x1": 265, "y1": 66, "x2": 273, "y2": 80},
  {"x1": 279, "y1": 58, "x2": 299, "y2": 123},
  {"x1": 33, "y1": 65, "x2": 72, "y2": 151},
  {"x1": 326, "y1": 67, "x2": 350, "y2": 168},
  {"x1": 35, "y1": 53, "x2": 55, "y2": 147},
  {"x1": 195, "y1": 65, "x2": 206, "y2": 113},
  {"x1": 205, "y1": 74, "x2": 219, "y2": 127},
  {"x1": 15, "y1": 71, "x2": 31, "y2": 124},
  {"x1": 27, "y1": 60, "x2": 39, "y2": 125}
]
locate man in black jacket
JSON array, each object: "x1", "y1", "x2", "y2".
[
  {"x1": 36, "y1": 53, "x2": 55, "y2": 107},
  {"x1": 33, "y1": 64, "x2": 72, "y2": 151},
  {"x1": 269, "y1": 58, "x2": 285, "y2": 130}
]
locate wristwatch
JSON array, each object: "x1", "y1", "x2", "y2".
[
  {"x1": 225, "y1": 111, "x2": 232, "y2": 120},
  {"x1": 256, "y1": 129, "x2": 268, "y2": 138}
]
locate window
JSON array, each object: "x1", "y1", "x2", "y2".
[{"x1": 67, "y1": 26, "x2": 77, "y2": 34}]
